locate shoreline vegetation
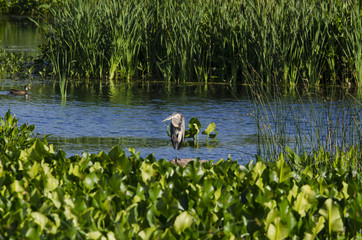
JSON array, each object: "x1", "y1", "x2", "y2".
[
  {"x1": 1, "y1": 111, "x2": 362, "y2": 239},
  {"x1": 32, "y1": 0, "x2": 362, "y2": 86},
  {"x1": 1, "y1": 0, "x2": 362, "y2": 238}
]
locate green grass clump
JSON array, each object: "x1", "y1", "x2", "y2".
[
  {"x1": 1, "y1": 111, "x2": 362, "y2": 239},
  {"x1": 35, "y1": 0, "x2": 362, "y2": 86}
]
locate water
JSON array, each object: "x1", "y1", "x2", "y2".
[
  {"x1": 0, "y1": 16, "x2": 42, "y2": 58},
  {"x1": 1, "y1": 18, "x2": 361, "y2": 164},
  {"x1": 0, "y1": 80, "x2": 259, "y2": 163}
]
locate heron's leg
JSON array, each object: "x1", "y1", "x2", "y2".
[{"x1": 175, "y1": 149, "x2": 178, "y2": 163}]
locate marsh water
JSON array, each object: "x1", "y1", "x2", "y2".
[{"x1": 1, "y1": 18, "x2": 361, "y2": 164}]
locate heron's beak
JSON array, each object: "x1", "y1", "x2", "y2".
[{"x1": 162, "y1": 116, "x2": 172, "y2": 122}]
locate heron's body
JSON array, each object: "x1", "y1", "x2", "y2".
[
  {"x1": 162, "y1": 112, "x2": 185, "y2": 161},
  {"x1": 10, "y1": 85, "x2": 30, "y2": 95}
]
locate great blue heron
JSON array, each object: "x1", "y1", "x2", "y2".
[{"x1": 162, "y1": 112, "x2": 185, "y2": 161}]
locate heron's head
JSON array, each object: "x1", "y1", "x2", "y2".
[{"x1": 162, "y1": 112, "x2": 184, "y2": 127}]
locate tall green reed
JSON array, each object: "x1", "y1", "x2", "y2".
[
  {"x1": 250, "y1": 84, "x2": 362, "y2": 165},
  {"x1": 36, "y1": 0, "x2": 362, "y2": 86}
]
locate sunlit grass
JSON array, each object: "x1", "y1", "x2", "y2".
[{"x1": 34, "y1": 0, "x2": 362, "y2": 87}]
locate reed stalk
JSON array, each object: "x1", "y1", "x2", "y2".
[
  {"x1": 250, "y1": 85, "x2": 362, "y2": 164},
  {"x1": 36, "y1": 0, "x2": 362, "y2": 86}
]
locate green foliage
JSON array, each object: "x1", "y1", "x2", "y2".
[
  {"x1": 202, "y1": 122, "x2": 218, "y2": 142},
  {"x1": 0, "y1": 0, "x2": 61, "y2": 16},
  {"x1": 0, "y1": 49, "x2": 27, "y2": 78},
  {"x1": 182, "y1": 117, "x2": 218, "y2": 146},
  {"x1": 1, "y1": 111, "x2": 362, "y2": 238},
  {"x1": 0, "y1": 109, "x2": 36, "y2": 154},
  {"x1": 34, "y1": 0, "x2": 362, "y2": 86}
]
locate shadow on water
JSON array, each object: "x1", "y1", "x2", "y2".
[{"x1": 0, "y1": 16, "x2": 43, "y2": 58}]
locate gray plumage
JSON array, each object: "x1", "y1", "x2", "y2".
[{"x1": 162, "y1": 112, "x2": 185, "y2": 160}]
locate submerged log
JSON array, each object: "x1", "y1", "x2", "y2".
[{"x1": 170, "y1": 158, "x2": 208, "y2": 167}]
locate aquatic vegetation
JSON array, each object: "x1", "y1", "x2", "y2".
[
  {"x1": 1, "y1": 112, "x2": 362, "y2": 238},
  {"x1": 250, "y1": 85, "x2": 362, "y2": 162},
  {"x1": 0, "y1": 49, "x2": 25, "y2": 78},
  {"x1": 174, "y1": 117, "x2": 217, "y2": 146},
  {"x1": 34, "y1": 0, "x2": 362, "y2": 86},
  {"x1": 0, "y1": 109, "x2": 36, "y2": 153}
]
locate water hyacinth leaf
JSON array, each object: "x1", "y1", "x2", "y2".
[
  {"x1": 108, "y1": 146, "x2": 131, "y2": 173},
  {"x1": 107, "y1": 232, "x2": 116, "y2": 240},
  {"x1": 202, "y1": 122, "x2": 218, "y2": 140},
  {"x1": 44, "y1": 173, "x2": 59, "y2": 193},
  {"x1": 267, "y1": 217, "x2": 289, "y2": 240},
  {"x1": 318, "y1": 198, "x2": 344, "y2": 234},
  {"x1": 174, "y1": 211, "x2": 193, "y2": 234},
  {"x1": 86, "y1": 231, "x2": 102, "y2": 239},
  {"x1": 25, "y1": 227, "x2": 41, "y2": 240},
  {"x1": 303, "y1": 216, "x2": 325, "y2": 240},
  {"x1": 275, "y1": 154, "x2": 292, "y2": 183},
  {"x1": 149, "y1": 183, "x2": 162, "y2": 201},
  {"x1": 11, "y1": 180, "x2": 25, "y2": 194},
  {"x1": 31, "y1": 212, "x2": 48, "y2": 231},
  {"x1": 27, "y1": 161, "x2": 41, "y2": 179},
  {"x1": 84, "y1": 172, "x2": 99, "y2": 189},
  {"x1": 293, "y1": 185, "x2": 315, "y2": 217},
  {"x1": 186, "y1": 117, "x2": 201, "y2": 139},
  {"x1": 250, "y1": 161, "x2": 267, "y2": 184},
  {"x1": 140, "y1": 162, "x2": 155, "y2": 183},
  {"x1": 19, "y1": 139, "x2": 54, "y2": 162},
  {"x1": 341, "y1": 181, "x2": 349, "y2": 199},
  {"x1": 138, "y1": 226, "x2": 156, "y2": 240},
  {"x1": 265, "y1": 208, "x2": 279, "y2": 232}
]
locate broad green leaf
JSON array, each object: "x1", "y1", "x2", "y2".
[
  {"x1": 202, "y1": 122, "x2": 218, "y2": 140},
  {"x1": 303, "y1": 216, "x2": 325, "y2": 240},
  {"x1": 275, "y1": 154, "x2": 292, "y2": 183},
  {"x1": 10, "y1": 180, "x2": 25, "y2": 194},
  {"x1": 84, "y1": 172, "x2": 99, "y2": 189},
  {"x1": 89, "y1": 161, "x2": 103, "y2": 173},
  {"x1": 69, "y1": 163, "x2": 82, "y2": 177},
  {"x1": 107, "y1": 232, "x2": 116, "y2": 240},
  {"x1": 31, "y1": 212, "x2": 48, "y2": 231},
  {"x1": 318, "y1": 198, "x2": 344, "y2": 234},
  {"x1": 27, "y1": 161, "x2": 41, "y2": 179},
  {"x1": 293, "y1": 185, "x2": 315, "y2": 217},
  {"x1": 138, "y1": 226, "x2": 156, "y2": 240},
  {"x1": 267, "y1": 217, "x2": 289, "y2": 240},
  {"x1": 19, "y1": 139, "x2": 54, "y2": 162},
  {"x1": 174, "y1": 211, "x2": 193, "y2": 234},
  {"x1": 86, "y1": 231, "x2": 102, "y2": 239},
  {"x1": 47, "y1": 191, "x2": 62, "y2": 209},
  {"x1": 250, "y1": 161, "x2": 266, "y2": 184},
  {"x1": 265, "y1": 208, "x2": 278, "y2": 232},
  {"x1": 25, "y1": 227, "x2": 40, "y2": 240},
  {"x1": 140, "y1": 162, "x2": 155, "y2": 183},
  {"x1": 287, "y1": 183, "x2": 299, "y2": 203},
  {"x1": 44, "y1": 173, "x2": 59, "y2": 193},
  {"x1": 109, "y1": 146, "x2": 131, "y2": 173}
]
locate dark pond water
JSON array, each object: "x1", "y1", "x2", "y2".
[
  {"x1": 1, "y1": 18, "x2": 361, "y2": 164},
  {"x1": 0, "y1": 16, "x2": 42, "y2": 58}
]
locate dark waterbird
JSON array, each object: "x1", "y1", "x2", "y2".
[
  {"x1": 162, "y1": 112, "x2": 185, "y2": 162},
  {"x1": 9, "y1": 85, "x2": 30, "y2": 95}
]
